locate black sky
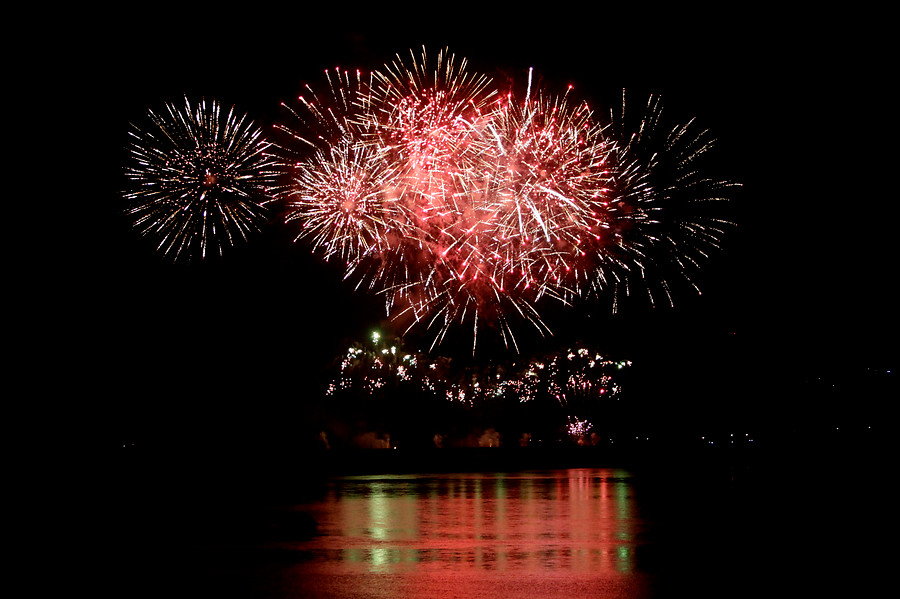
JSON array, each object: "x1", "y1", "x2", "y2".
[{"x1": 54, "y1": 6, "x2": 895, "y2": 449}]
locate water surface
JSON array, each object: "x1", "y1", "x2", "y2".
[
  {"x1": 268, "y1": 469, "x2": 657, "y2": 598},
  {"x1": 105, "y1": 462, "x2": 884, "y2": 598}
]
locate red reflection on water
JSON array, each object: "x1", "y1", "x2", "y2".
[{"x1": 299, "y1": 468, "x2": 641, "y2": 579}]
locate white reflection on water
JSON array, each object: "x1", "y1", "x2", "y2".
[{"x1": 299, "y1": 468, "x2": 646, "y2": 577}]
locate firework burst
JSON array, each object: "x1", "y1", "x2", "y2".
[
  {"x1": 472, "y1": 71, "x2": 614, "y2": 302},
  {"x1": 277, "y1": 70, "x2": 395, "y2": 271},
  {"x1": 353, "y1": 49, "x2": 515, "y2": 346},
  {"x1": 276, "y1": 48, "x2": 738, "y2": 352},
  {"x1": 598, "y1": 91, "x2": 740, "y2": 309},
  {"x1": 123, "y1": 97, "x2": 278, "y2": 261}
]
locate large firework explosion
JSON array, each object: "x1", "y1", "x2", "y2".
[
  {"x1": 276, "y1": 48, "x2": 739, "y2": 352},
  {"x1": 122, "y1": 48, "x2": 737, "y2": 349},
  {"x1": 123, "y1": 97, "x2": 279, "y2": 261}
]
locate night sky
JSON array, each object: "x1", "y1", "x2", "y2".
[{"x1": 56, "y1": 6, "x2": 895, "y2": 453}]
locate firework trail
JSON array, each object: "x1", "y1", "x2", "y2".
[
  {"x1": 123, "y1": 97, "x2": 278, "y2": 261},
  {"x1": 276, "y1": 48, "x2": 738, "y2": 352}
]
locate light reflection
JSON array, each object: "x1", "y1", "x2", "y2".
[{"x1": 306, "y1": 469, "x2": 640, "y2": 575}]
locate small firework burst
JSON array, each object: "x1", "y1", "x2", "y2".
[
  {"x1": 567, "y1": 417, "x2": 592, "y2": 440},
  {"x1": 284, "y1": 137, "x2": 394, "y2": 264},
  {"x1": 123, "y1": 97, "x2": 278, "y2": 261}
]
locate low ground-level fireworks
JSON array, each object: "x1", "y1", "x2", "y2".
[{"x1": 315, "y1": 332, "x2": 631, "y2": 449}]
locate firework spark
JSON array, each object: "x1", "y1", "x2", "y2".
[
  {"x1": 123, "y1": 97, "x2": 278, "y2": 261},
  {"x1": 276, "y1": 49, "x2": 738, "y2": 352},
  {"x1": 590, "y1": 91, "x2": 739, "y2": 310},
  {"x1": 321, "y1": 333, "x2": 629, "y2": 447}
]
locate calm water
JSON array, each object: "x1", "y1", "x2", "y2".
[
  {"x1": 104, "y1": 463, "x2": 884, "y2": 598},
  {"x1": 290, "y1": 469, "x2": 652, "y2": 598}
]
